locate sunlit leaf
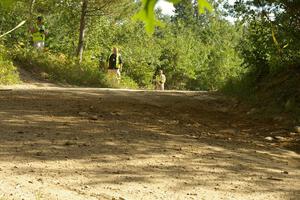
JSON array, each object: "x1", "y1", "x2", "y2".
[
  {"x1": 271, "y1": 28, "x2": 282, "y2": 53},
  {"x1": 197, "y1": 0, "x2": 213, "y2": 13},
  {"x1": 282, "y1": 43, "x2": 289, "y2": 49},
  {"x1": 271, "y1": 29, "x2": 279, "y2": 47},
  {"x1": 133, "y1": 0, "x2": 162, "y2": 34},
  {"x1": 0, "y1": 0, "x2": 14, "y2": 9},
  {"x1": 135, "y1": 0, "x2": 213, "y2": 34}
]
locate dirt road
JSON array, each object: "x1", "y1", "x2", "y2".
[{"x1": 0, "y1": 85, "x2": 299, "y2": 200}]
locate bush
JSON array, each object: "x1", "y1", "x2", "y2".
[
  {"x1": 0, "y1": 45, "x2": 20, "y2": 85},
  {"x1": 14, "y1": 48, "x2": 139, "y2": 89},
  {"x1": 222, "y1": 72, "x2": 257, "y2": 102}
]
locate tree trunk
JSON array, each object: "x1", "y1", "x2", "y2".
[
  {"x1": 27, "y1": 0, "x2": 36, "y2": 48},
  {"x1": 76, "y1": 0, "x2": 88, "y2": 62},
  {"x1": 29, "y1": 0, "x2": 36, "y2": 18}
]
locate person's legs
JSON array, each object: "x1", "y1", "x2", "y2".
[
  {"x1": 33, "y1": 41, "x2": 44, "y2": 50},
  {"x1": 39, "y1": 41, "x2": 45, "y2": 49},
  {"x1": 107, "y1": 69, "x2": 119, "y2": 85},
  {"x1": 160, "y1": 83, "x2": 165, "y2": 91},
  {"x1": 116, "y1": 69, "x2": 121, "y2": 84},
  {"x1": 33, "y1": 42, "x2": 39, "y2": 48},
  {"x1": 156, "y1": 82, "x2": 159, "y2": 90},
  {"x1": 107, "y1": 69, "x2": 115, "y2": 81}
]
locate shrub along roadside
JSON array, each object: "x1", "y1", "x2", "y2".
[
  {"x1": 14, "y1": 49, "x2": 138, "y2": 89},
  {"x1": 0, "y1": 45, "x2": 20, "y2": 85},
  {"x1": 222, "y1": 66, "x2": 300, "y2": 120}
]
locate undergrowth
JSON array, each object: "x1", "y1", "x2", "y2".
[
  {"x1": 0, "y1": 44, "x2": 20, "y2": 85},
  {"x1": 222, "y1": 66, "x2": 300, "y2": 120},
  {"x1": 14, "y1": 48, "x2": 138, "y2": 89}
]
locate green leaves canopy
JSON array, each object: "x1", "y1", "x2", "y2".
[
  {"x1": 0, "y1": 0, "x2": 14, "y2": 9},
  {"x1": 0, "y1": 0, "x2": 212, "y2": 34},
  {"x1": 134, "y1": 0, "x2": 213, "y2": 33}
]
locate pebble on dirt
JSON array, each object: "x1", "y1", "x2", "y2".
[
  {"x1": 274, "y1": 136, "x2": 286, "y2": 141},
  {"x1": 273, "y1": 116, "x2": 284, "y2": 122},
  {"x1": 294, "y1": 126, "x2": 300, "y2": 133},
  {"x1": 89, "y1": 115, "x2": 98, "y2": 120},
  {"x1": 35, "y1": 151, "x2": 45, "y2": 156},
  {"x1": 247, "y1": 108, "x2": 257, "y2": 115},
  {"x1": 265, "y1": 136, "x2": 274, "y2": 141},
  {"x1": 64, "y1": 141, "x2": 76, "y2": 146},
  {"x1": 78, "y1": 112, "x2": 88, "y2": 116},
  {"x1": 219, "y1": 129, "x2": 238, "y2": 134}
]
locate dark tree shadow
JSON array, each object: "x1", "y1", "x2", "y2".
[{"x1": 0, "y1": 89, "x2": 299, "y2": 199}]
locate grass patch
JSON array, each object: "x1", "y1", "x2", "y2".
[
  {"x1": 14, "y1": 49, "x2": 138, "y2": 89},
  {"x1": 0, "y1": 45, "x2": 20, "y2": 85},
  {"x1": 222, "y1": 66, "x2": 300, "y2": 120}
]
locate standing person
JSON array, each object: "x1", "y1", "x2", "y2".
[
  {"x1": 107, "y1": 47, "x2": 123, "y2": 83},
  {"x1": 156, "y1": 70, "x2": 166, "y2": 90},
  {"x1": 30, "y1": 16, "x2": 48, "y2": 50}
]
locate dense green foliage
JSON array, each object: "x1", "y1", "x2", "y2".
[
  {"x1": 0, "y1": 0, "x2": 243, "y2": 90},
  {"x1": 223, "y1": 0, "x2": 300, "y2": 115},
  {"x1": 232, "y1": 0, "x2": 300, "y2": 74},
  {"x1": 134, "y1": 0, "x2": 212, "y2": 33},
  {"x1": 0, "y1": 44, "x2": 20, "y2": 84},
  {"x1": 14, "y1": 49, "x2": 138, "y2": 88}
]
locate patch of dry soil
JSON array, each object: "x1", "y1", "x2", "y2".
[{"x1": 0, "y1": 87, "x2": 299, "y2": 200}]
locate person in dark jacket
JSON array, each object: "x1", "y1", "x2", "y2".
[{"x1": 107, "y1": 47, "x2": 123, "y2": 83}]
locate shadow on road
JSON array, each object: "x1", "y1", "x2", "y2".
[{"x1": 0, "y1": 89, "x2": 299, "y2": 199}]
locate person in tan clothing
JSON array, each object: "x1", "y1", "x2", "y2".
[{"x1": 156, "y1": 70, "x2": 166, "y2": 90}]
